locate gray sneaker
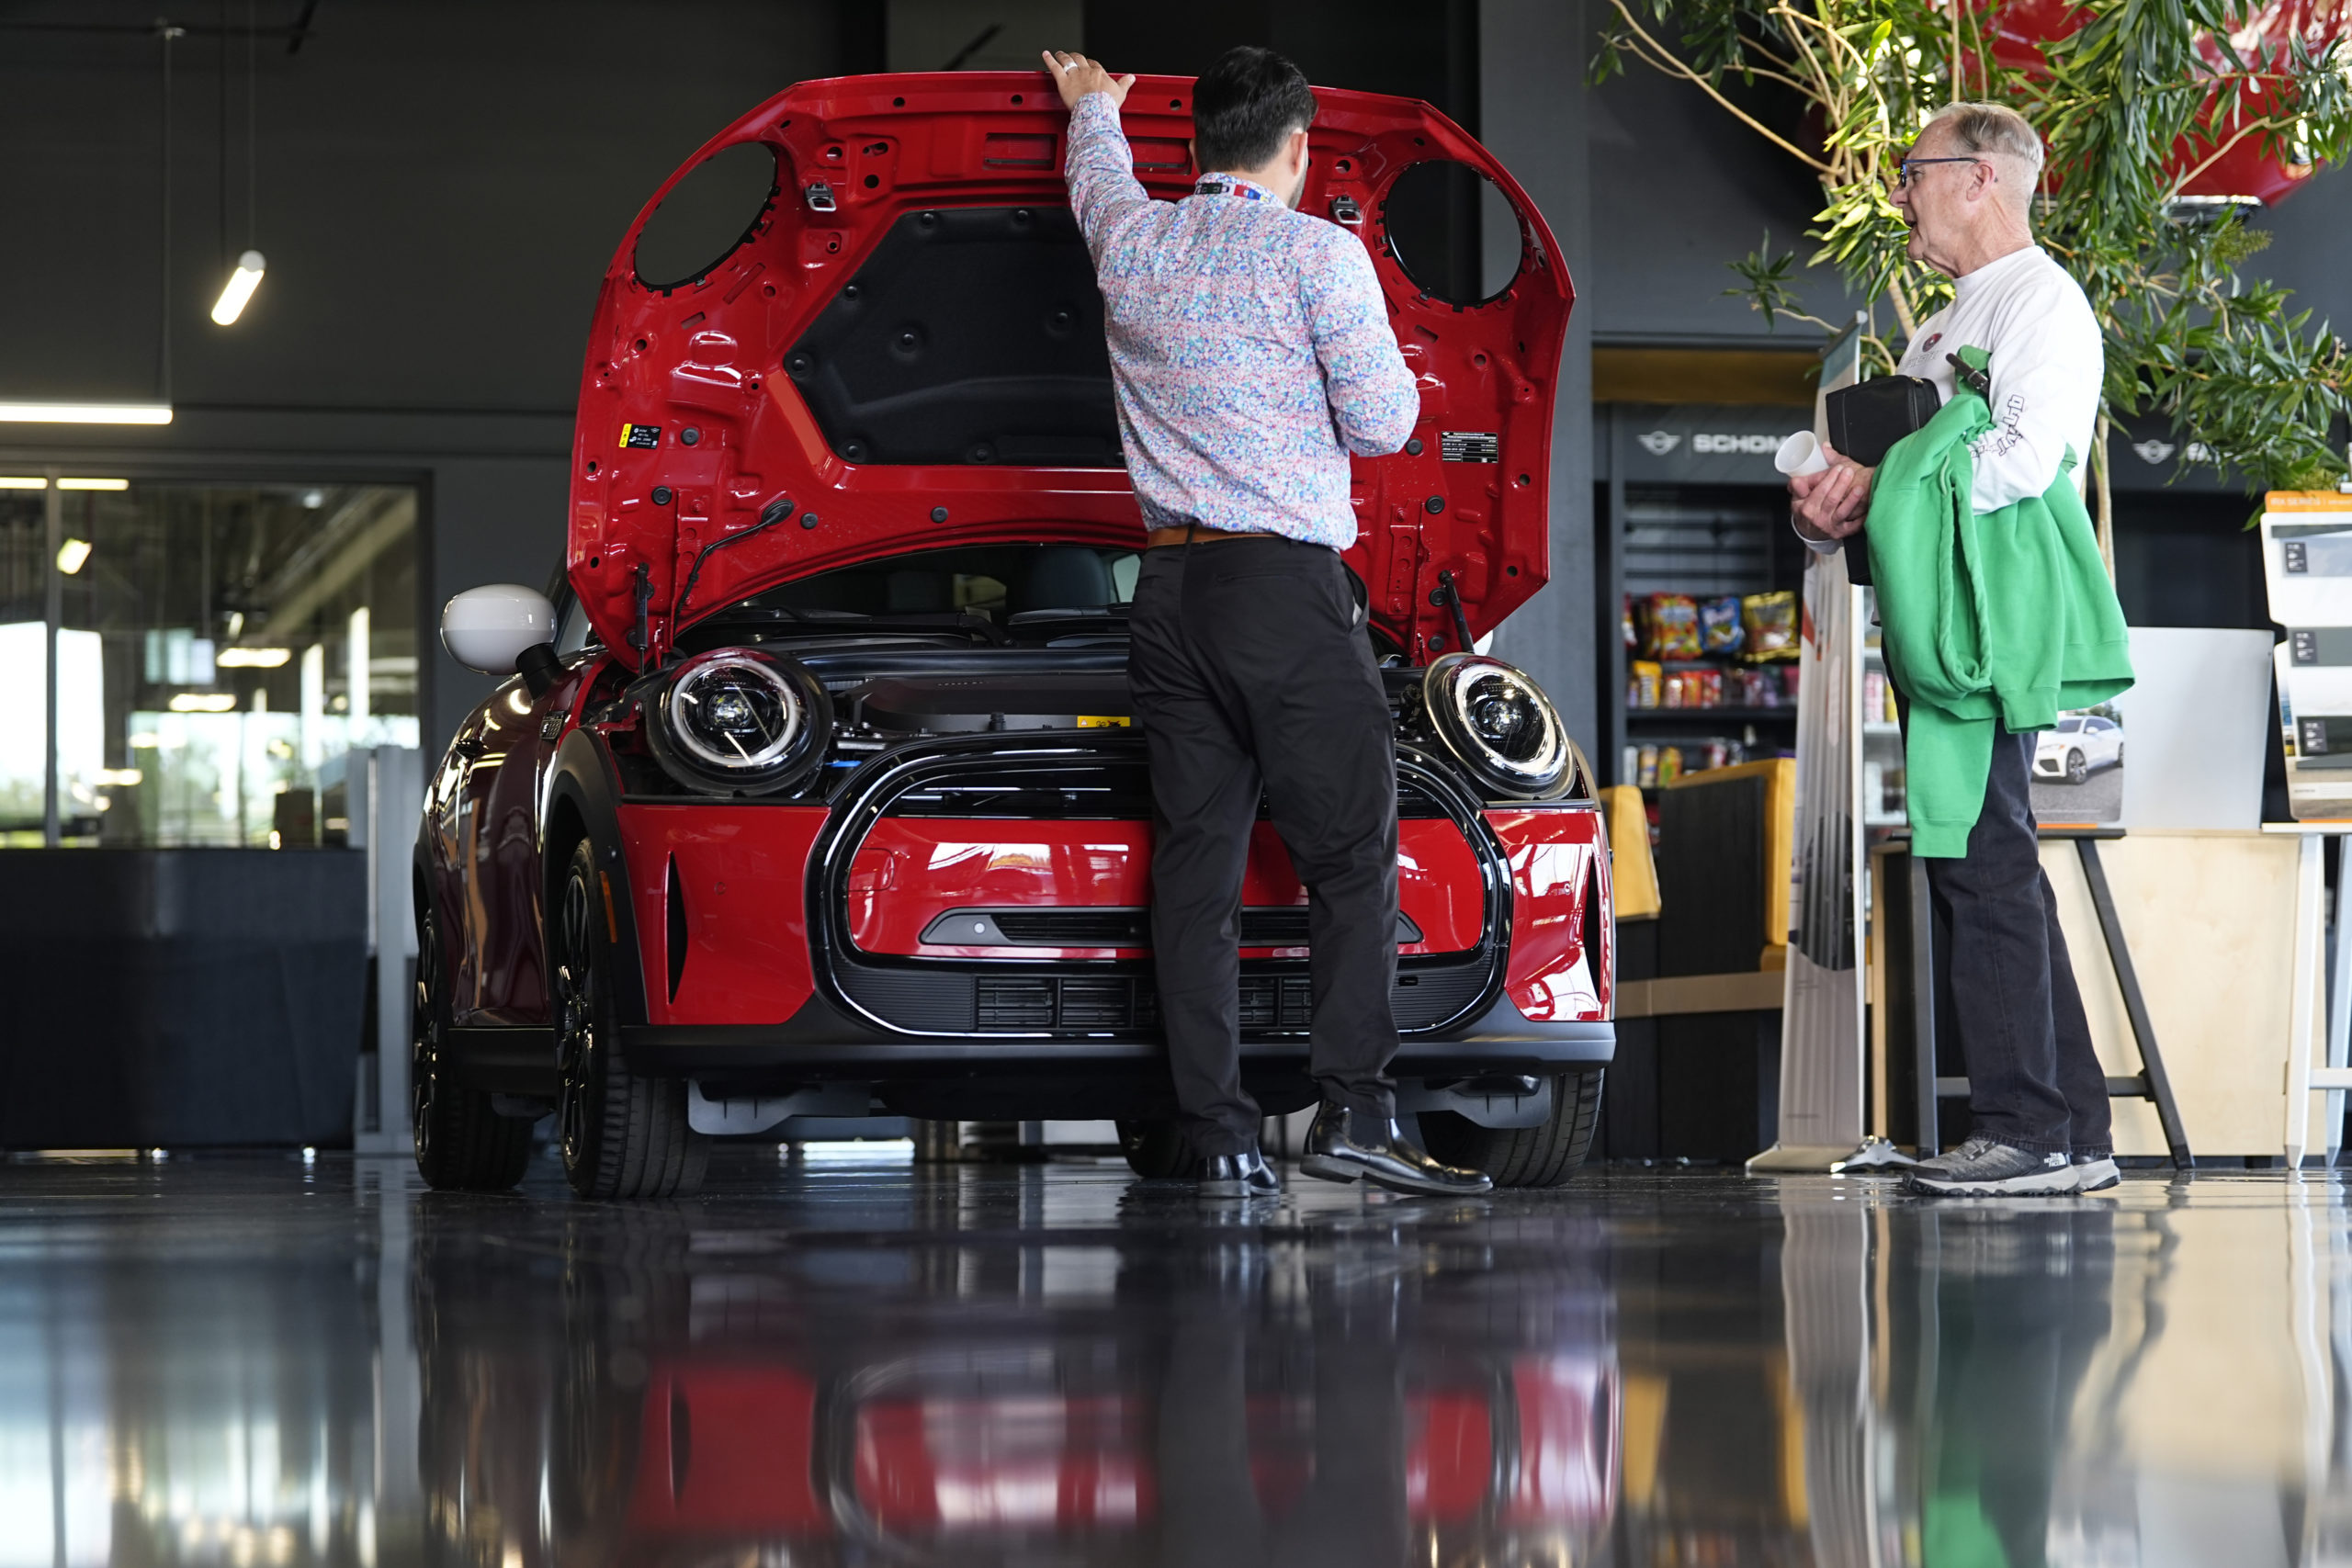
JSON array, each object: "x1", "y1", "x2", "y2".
[
  {"x1": 1908, "y1": 1135, "x2": 2076, "y2": 1197},
  {"x1": 2071, "y1": 1150, "x2": 2120, "y2": 1192}
]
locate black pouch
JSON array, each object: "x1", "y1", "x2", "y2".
[{"x1": 1824, "y1": 375, "x2": 1941, "y2": 467}]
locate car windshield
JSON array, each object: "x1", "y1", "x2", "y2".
[{"x1": 700, "y1": 543, "x2": 1141, "y2": 629}]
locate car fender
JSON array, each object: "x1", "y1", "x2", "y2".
[{"x1": 541, "y1": 728, "x2": 652, "y2": 1025}]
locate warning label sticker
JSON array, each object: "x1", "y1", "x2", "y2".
[
  {"x1": 1441, "y1": 431, "x2": 1498, "y2": 463},
  {"x1": 619, "y1": 423, "x2": 662, "y2": 449}
]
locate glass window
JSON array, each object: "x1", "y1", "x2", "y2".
[{"x1": 0, "y1": 477, "x2": 421, "y2": 848}]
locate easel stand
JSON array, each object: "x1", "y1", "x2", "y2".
[
  {"x1": 2267, "y1": 823, "x2": 2352, "y2": 1168},
  {"x1": 1909, "y1": 827, "x2": 2192, "y2": 1168}
]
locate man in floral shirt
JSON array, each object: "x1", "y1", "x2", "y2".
[{"x1": 1048, "y1": 45, "x2": 1488, "y2": 1198}]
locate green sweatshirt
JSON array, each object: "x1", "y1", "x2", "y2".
[{"x1": 1865, "y1": 346, "x2": 2134, "y2": 857}]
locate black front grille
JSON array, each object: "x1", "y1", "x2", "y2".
[
  {"x1": 884, "y1": 761, "x2": 1452, "y2": 819},
  {"x1": 922, "y1": 906, "x2": 1427, "y2": 949},
  {"x1": 839, "y1": 957, "x2": 1488, "y2": 1035},
  {"x1": 993, "y1": 909, "x2": 1151, "y2": 945}
]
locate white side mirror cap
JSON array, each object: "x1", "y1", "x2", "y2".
[{"x1": 442, "y1": 584, "x2": 558, "y2": 676}]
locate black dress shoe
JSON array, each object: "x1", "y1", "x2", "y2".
[
  {"x1": 1199, "y1": 1147, "x2": 1282, "y2": 1198},
  {"x1": 1299, "y1": 1105, "x2": 1493, "y2": 1196}
]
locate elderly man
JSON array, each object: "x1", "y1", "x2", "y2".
[
  {"x1": 1792, "y1": 102, "x2": 2121, "y2": 1198},
  {"x1": 1045, "y1": 45, "x2": 1491, "y2": 1197}
]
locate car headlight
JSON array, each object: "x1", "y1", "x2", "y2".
[
  {"x1": 1422, "y1": 653, "x2": 1578, "y2": 799},
  {"x1": 646, "y1": 647, "x2": 831, "y2": 795}
]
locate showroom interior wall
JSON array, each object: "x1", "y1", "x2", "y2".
[{"x1": 6, "y1": 1, "x2": 2342, "y2": 750}]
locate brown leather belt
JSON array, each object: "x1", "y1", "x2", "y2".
[{"x1": 1144, "y1": 521, "x2": 1286, "y2": 549}]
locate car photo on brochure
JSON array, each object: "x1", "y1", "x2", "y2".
[{"x1": 2028, "y1": 705, "x2": 2124, "y2": 822}]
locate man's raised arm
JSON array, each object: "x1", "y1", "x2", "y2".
[{"x1": 1046, "y1": 51, "x2": 1146, "y2": 259}]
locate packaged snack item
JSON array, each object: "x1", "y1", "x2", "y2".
[
  {"x1": 1740, "y1": 591, "x2": 1799, "y2": 661},
  {"x1": 1636, "y1": 745, "x2": 1659, "y2": 789},
  {"x1": 1622, "y1": 745, "x2": 1641, "y2": 784},
  {"x1": 1701, "y1": 595, "x2": 1745, "y2": 655},
  {"x1": 1781, "y1": 664, "x2": 1802, "y2": 700},
  {"x1": 1644, "y1": 593, "x2": 1702, "y2": 660},
  {"x1": 1697, "y1": 669, "x2": 1724, "y2": 708},
  {"x1": 1630, "y1": 660, "x2": 1662, "y2": 708},
  {"x1": 1623, "y1": 595, "x2": 1638, "y2": 649},
  {"x1": 1862, "y1": 671, "x2": 1885, "y2": 725},
  {"x1": 1662, "y1": 671, "x2": 1686, "y2": 708},
  {"x1": 1657, "y1": 746, "x2": 1683, "y2": 786}
]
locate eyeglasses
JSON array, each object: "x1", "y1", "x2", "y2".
[{"x1": 1894, "y1": 156, "x2": 1989, "y2": 188}]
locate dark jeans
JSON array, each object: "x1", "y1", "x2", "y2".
[
  {"x1": 1925, "y1": 728, "x2": 2112, "y2": 1155},
  {"x1": 1127, "y1": 536, "x2": 1400, "y2": 1157}
]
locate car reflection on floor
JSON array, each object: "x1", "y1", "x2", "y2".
[
  {"x1": 411, "y1": 1166, "x2": 1618, "y2": 1566},
  {"x1": 16, "y1": 1153, "x2": 2352, "y2": 1565}
]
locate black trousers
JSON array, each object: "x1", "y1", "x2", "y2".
[
  {"x1": 1925, "y1": 728, "x2": 2113, "y2": 1155},
  {"x1": 1128, "y1": 536, "x2": 1399, "y2": 1157}
]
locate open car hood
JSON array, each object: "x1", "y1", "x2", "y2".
[{"x1": 569, "y1": 71, "x2": 1572, "y2": 667}]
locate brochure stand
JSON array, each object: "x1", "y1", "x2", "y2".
[{"x1": 2259, "y1": 491, "x2": 2352, "y2": 1166}]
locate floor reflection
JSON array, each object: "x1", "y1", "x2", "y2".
[{"x1": 5, "y1": 1154, "x2": 2351, "y2": 1564}]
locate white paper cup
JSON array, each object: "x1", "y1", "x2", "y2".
[{"x1": 1775, "y1": 430, "x2": 1829, "y2": 477}]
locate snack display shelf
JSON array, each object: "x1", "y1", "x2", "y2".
[{"x1": 1627, "y1": 706, "x2": 1800, "y2": 724}]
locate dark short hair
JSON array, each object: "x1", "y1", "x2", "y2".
[{"x1": 1193, "y1": 46, "x2": 1316, "y2": 173}]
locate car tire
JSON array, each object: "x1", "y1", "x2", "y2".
[
  {"x1": 412, "y1": 902, "x2": 533, "y2": 1192},
  {"x1": 2064, "y1": 749, "x2": 2087, "y2": 785},
  {"x1": 1116, "y1": 1118, "x2": 1196, "y2": 1179},
  {"x1": 2114, "y1": 743, "x2": 2124, "y2": 767},
  {"x1": 1417, "y1": 1070, "x2": 1604, "y2": 1189},
  {"x1": 553, "y1": 840, "x2": 707, "y2": 1201}
]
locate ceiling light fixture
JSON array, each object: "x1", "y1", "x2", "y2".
[
  {"x1": 55, "y1": 539, "x2": 93, "y2": 575},
  {"x1": 210, "y1": 249, "x2": 266, "y2": 325},
  {"x1": 0, "y1": 477, "x2": 45, "y2": 490},
  {"x1": 167, "y1": 693, "x2": 238, "y2": 713},
  {"x1": 215, "y1": 647, "x2": 291, "y2": 668},
  {"x1": 56, "y1": 478, "x2": 129, "y2": 491},
  {"x1": 0, "y1": 404, "x2": 174, "y2": 425}
]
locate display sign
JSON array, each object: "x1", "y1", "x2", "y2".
[
  {"x1": 2262, "y1": 494, "x2": 2352, "y2": 820},
  {"x1": 1749, "y1": 321, "x2": 1868, "y2": 1172}
]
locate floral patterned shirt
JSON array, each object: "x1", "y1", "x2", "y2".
[{"x1": 1062, "y1": 91, "x2": 1419, "y2": 549}]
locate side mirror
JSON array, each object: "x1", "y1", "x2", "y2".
[{"x1": 442, "y1": 585, "x2": 558, "y2": 681}]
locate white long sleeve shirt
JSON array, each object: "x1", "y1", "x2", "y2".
[{"x1": 1803, "y1": 243, "x2": 2103, "y2": 551}]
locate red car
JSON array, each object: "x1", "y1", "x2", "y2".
[{"x1": 414, "y1": 68, "x2": 1612, "y2": 1198}]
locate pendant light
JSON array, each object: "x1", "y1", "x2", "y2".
[{"x1": 209, "y1": 4, "x2": 263, "y2": 327}]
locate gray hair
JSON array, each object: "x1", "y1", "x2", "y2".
[{"x1": 1924, "y1": 101, "x2": 2045, "y2": 211}]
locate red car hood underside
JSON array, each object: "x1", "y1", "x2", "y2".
[{"x1": 568, "y1": 71, "x2": 1572, "y2": 666}]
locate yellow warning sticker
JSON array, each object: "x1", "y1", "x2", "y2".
[{"x1": 1076, "y1": 716, "x2": 1130, "y2": 728}]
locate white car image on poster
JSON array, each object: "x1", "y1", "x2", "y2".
[
  {"x1": 2029, "y1": 706, "x2": 2125, "y2": 824},
  {"x1": 2034, "y1": 712, "x2": 2124, "y2": 784}
]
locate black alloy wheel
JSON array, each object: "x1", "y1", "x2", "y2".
[
  {"x1": 1417, "y1": 1069, "x2": 1605, "y2": 1188},
  {"x1": 412, "y1": 902, "x2": 533, "y2": 1191},
  {"x1": 2064, "y1": 749, "x2": 2088, "y2": 785},
  {"x1": 553, "y1": 840, "x2": 707, "y2": 1200}
]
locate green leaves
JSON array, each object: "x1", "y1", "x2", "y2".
[{"x1": 1604, "y1": 0, "x2": 2352, "y2": 495}]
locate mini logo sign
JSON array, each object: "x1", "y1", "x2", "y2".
[
  {"x1": 2132, "y1": 440, "x2": 2177, "y2": 465},
  {"x1": 1636, "y1": 430, "x2": 1681, "y2": 456}
]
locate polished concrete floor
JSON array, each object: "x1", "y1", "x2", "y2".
[{"x1": 4, "y1": 1151, "x2": 2349, "y2": 1566}]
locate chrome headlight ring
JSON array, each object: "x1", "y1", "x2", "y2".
[
  {"x1": 1422, "y1": 653, "x2": 1577, "y2": 799},
  {"x1": 646, "y1": 647, "x2": 831, "y2": 795}
]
